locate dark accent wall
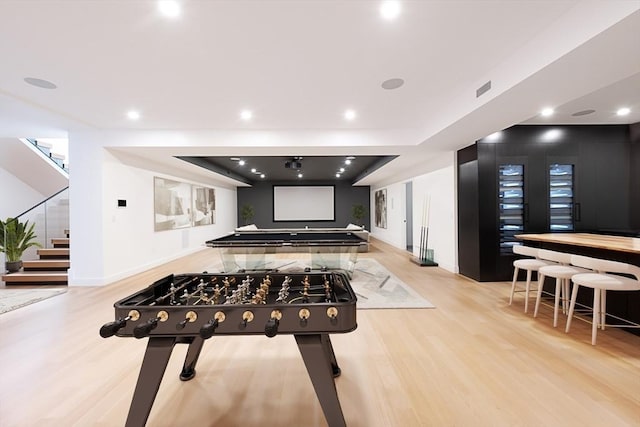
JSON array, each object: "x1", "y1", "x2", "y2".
[
  {"x1": 237, "y1": 181, "x2": 370, "y2": 229},
  {"x1": 458, "y1": 123, "x2": 638, "y2": 282},
  {"x1": 630, "y1": 122, "x2": 640, "y2": 230}
]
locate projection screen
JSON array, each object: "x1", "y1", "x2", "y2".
[{"x1": 273, "y1": 186, "x2": 335, "y2": 221}]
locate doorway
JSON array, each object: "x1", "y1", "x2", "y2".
[{"x1": 405, "y1": 181, "x2": 413, "y2": 252}]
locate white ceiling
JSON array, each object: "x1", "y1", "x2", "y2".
[{"x1": 0, "y1": 1, "x2": 638, "y2": 187}]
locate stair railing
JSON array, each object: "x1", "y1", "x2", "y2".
[
  {"x1": 25, "y1": 138, "x2": 69, "y2": 173},
  {"x1": 2, "y1": 187, "x2": 70, "y2": 264}
]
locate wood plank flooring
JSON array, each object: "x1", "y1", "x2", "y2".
[{"x1": 1, "y1": 238, "x2": 639, "y2": 426}]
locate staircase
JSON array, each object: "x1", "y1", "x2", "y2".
[{"x1": 2, "y1": 234, "x2": 69, "y2": 286}]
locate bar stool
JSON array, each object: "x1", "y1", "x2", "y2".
[
  {"x1": 509, "y1": 245, "x2": 555, "y2": 313},
  {"x1": 533, "y1": 249, "x2": 590, "y2": 327},
  {"x1": 566, "y1": 255, "x2": 640, "y2": 345}
]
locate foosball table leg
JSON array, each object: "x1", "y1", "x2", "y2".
[
  {"x1": 295, "y1": 334, "x2": 347, "y2": 427},
  {"x1": 179, "y1": 336, "x2": 205, "y2": 381},
  {"x1": 320, "y1": 334, "x2": 341, "y2": 377},
  {"x1": 125, "y1": 337, "x2": 177, "y2": 427}
]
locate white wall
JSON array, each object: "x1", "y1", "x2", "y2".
[
  {"x1": 102, "y1": 151, "x2": 236, "y2": 283},
  {"x1": 410, "y1": 158, "x2": 457, "y2": 273},
  {"x1": 370, "y1": 152, "x2": 457, "y2": 273},
  {"x1": 0, "y1": 165, "x2": 46, "y2": 266},
  {"x1": 68, "y1": 133, "x2": 237, "y2": 286},
  {"x1": 0, "y1": 165, "x2": 45, "y2": 219}
]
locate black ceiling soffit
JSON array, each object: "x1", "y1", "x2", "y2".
[{"x1": 176, "y1": 155, "x2": 398, "y2": 185}]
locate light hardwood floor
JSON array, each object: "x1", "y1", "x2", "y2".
[{"x1": 1, "y1": 238, "x2": 639, "y2": 426}]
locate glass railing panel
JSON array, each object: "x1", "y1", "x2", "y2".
[{"x1": 2, "y1": 188, "x2": 69, "y2": 266}]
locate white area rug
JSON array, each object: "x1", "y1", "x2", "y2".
[
  {"x1": 207, "y1": 257, "x2": 435, "y2": 310},
  {"x1": 346, "y1": 258, "x2": 435, "y2": 309},
  {"x1": 0, "y1": 289, "x2": 67, "y2": 315}
]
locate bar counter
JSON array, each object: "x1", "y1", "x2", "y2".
[
  {"x1": 516, "y1": 233, "x2": 640, "y2": 255},
  {"x1": 516, "y1": 232, "x2": 640, "y2": 337}
]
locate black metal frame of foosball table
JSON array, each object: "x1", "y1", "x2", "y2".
[{"x1": 100, "y1": 271, "x2": 357, "y2": 427}]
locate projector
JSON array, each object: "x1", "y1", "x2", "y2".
[{"x1": 285, "y1": 161, "x2": 302, "y2": 169}]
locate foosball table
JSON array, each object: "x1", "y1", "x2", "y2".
[{"x1": 100, "y1": 271, "x2": 357, "y2": 427}]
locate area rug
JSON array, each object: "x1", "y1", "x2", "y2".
[
  {"x1": 0, "y1": 289, "x2": 67, "y2": 315},
  {"x1": 206, "y1": 257, "x2": 435, "y2": 310},
  {"x1": 347, "y1": 258, "x2": 435, "y2": 309}
]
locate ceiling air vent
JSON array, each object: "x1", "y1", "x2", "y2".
[{"x1": 476, "y1": 80, "x2": 491, "y2": 98}]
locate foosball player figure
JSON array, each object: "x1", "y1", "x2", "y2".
[
  {"x1": 197, "y1": 279, "x2": 205, "y2": 297},
  {"x1": 212, "y1": 284, "x2": 221, "y2": 304},
  {"x1": 257, "y1": 288, "x2": 267, "y2": 304},
  {"x1": 169, "y1": 282, "x2": 178, "y2": 305},
  {"x1": 324, "y1": 277, "x2": 332, "y2": 302},
  {"x1": 251, "y1": 293, "x2": 263, "y2": 304},
  {"x1": 260, "y1": 282, "x2": 270, "y2": 300},
  {"x1": 196, "y1": 279, "x2": 210, "y2": 303},
  {"x1": 223, "y1": 276, "x2": 232, "y2": 297},
  {"x1": 239, "y1": 277, "x2": 249, "y2": 301},
  {"x1": 180, "y1": 288, "x2": 191, "y2": 305},
  {"x1": 276, "y1": 276, "x2": 291, "y2": 303}
]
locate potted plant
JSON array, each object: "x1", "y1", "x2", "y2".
[
  {"x1": 240, "y1": 204, "x2": 255, "y2": 225},
  {"x1": 0, "y1": 217, "x2": 42, "y2": 273},
  {"x1": 351, "y1": 203, "x2": 367, "y2": 228}
]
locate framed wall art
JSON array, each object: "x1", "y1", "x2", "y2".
[{"x1": 375, "y1": 188, "x2": 387, "y2": 229}]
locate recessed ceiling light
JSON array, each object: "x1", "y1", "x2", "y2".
[
  {"x1": 344, "y1": 109, "x2": 356, "y2": 121},
  {"x1": 380, "y1": 1, "x2": 401, "y2": 20},
  {"x1": 127, "y1": 110, "x2": 141, "y2": 120},
  {"x1": 24, "y1": 77, "x2": 57, "y2": 89},
  {"x1": 336, "y1": 173, "x2": 341, "y2": 178},
  {"x1": 381, "y1": 78, "x2": 404, "y2": 90},
  {"x1": 298, "y1": 173, "x2": 303, "y2": 178},
  {"x1": 617, "y1": 107, "x2": 631, "y2": 116},
  {"x1": 158, "y1": 0, "x2": 181, "y2": 18},
  {"x1": 540, "y1": 107, "x2": 554, "y2": 117},
  {"x1": 240, "y1": 110, "x2": 253, "y2": 121},
  {"x1": 340, "y1": 167, "x2": 345, "y2": 172},
  {"x1": 260, "y1": 174, "x2": 265, "y2": 179},
  {"x1": 251, "y1": 168, "x2": 257, "y2": 173},
  {"x1": 238, "y1": 160, "x2": 245, "y2": 166},
  {"x1": 345, "y1": 159, "x2": 352, "y2": 165},
  {"x1": 571, "y1": 109, "x2": 596, "y2": 117}
]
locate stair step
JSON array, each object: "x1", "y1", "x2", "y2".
[
  {"x1": 2, "y1": 271, "x2": 68, "y2": 285},
  {"x1": 23, "y1": 260, "x2": 70, "y2": 271},
  {"x1": 52, "y1": 238, "x2": 69, "y2": 248},
  {"x1": 38, "y1": 248, "x2": 69, "y2": 259}
]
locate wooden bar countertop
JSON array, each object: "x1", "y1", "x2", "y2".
[{"x1": 516, "y1": 233, "x2": 640, "y2": 255}]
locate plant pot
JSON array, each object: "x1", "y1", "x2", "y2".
[{"x1": 5, "y1": 260, "x2": 22, "y2": 273}]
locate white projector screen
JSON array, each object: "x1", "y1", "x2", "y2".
[{"x1": 273, "y1": 186, "x2": 335, "y2": 221}]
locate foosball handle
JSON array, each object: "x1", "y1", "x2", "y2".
[
  {"x1": 264, "y1": 318, "x2": 279, "y2": 338},
  {"x1": 265, "y1": 310, "x2": 282, "y2": 338},
  {"x1": 99, "y1": 318, "x2": 127, "y2": 338},
  {"x1": 133, "y1": 319, "x2": 159, "y2": 339},
  {"x1": 199, "y1": 319, "x2": 219, "y2": 339}
]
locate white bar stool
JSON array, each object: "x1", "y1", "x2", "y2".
[
  {"x1": 566, "y1": 255, "x2": 640, "y2": 345},
  {"x1": 533, "y1": 249, "x2": 590, "y2": 327},
  {"x1": 509, "y1": 245, "x2": 555, "y2": 313}
]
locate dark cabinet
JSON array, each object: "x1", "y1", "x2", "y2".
[{"x1": 458, "y1": 124, "x2": 633, "y2": 282}]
